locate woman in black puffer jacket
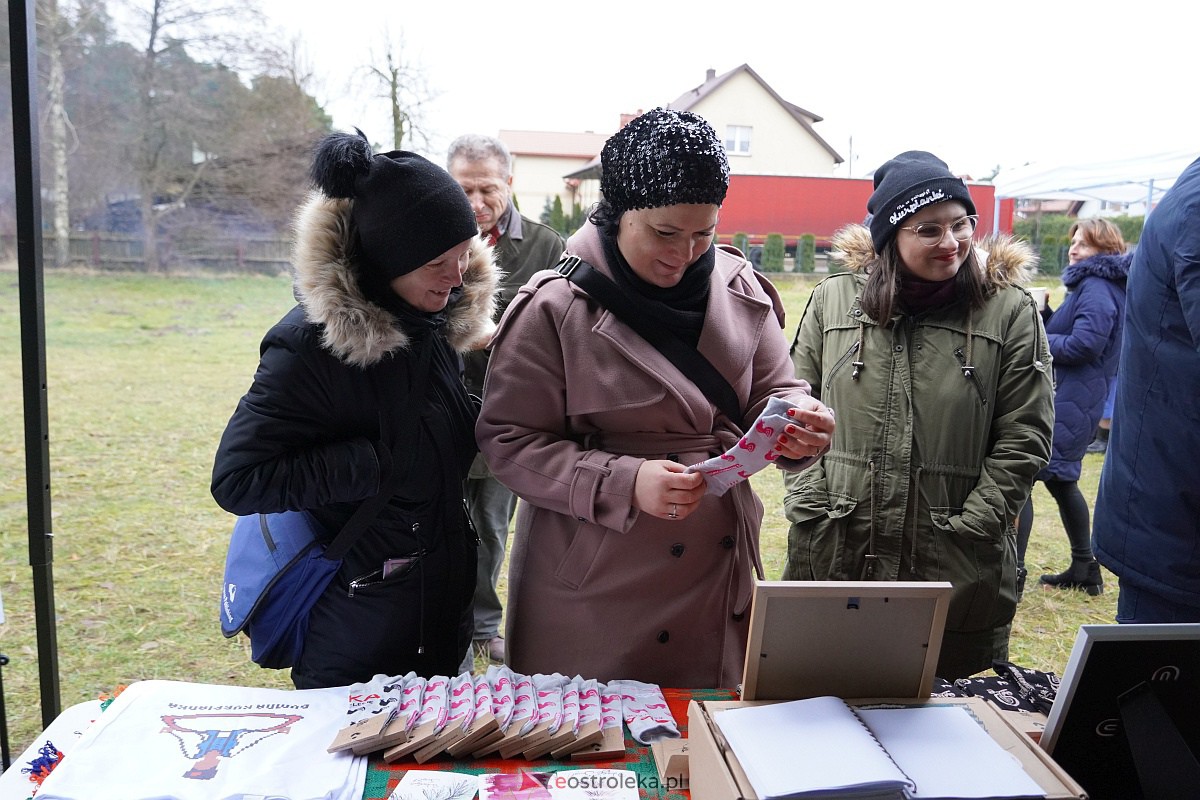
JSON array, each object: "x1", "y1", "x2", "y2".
[{"x1": 212, "y1": 130, "x2": 498, "y2": 688}]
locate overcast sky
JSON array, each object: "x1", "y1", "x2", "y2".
[{"x1": 257, "y1": 0, "x2": 1196, "y2": 183}]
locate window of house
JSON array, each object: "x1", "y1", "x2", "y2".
[{"x1": 725, "y1": 125, "x2": 752, "y2": 155}]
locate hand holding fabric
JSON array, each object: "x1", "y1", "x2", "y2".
[
  {"x1": 633, "y1": 460, "x2": 706, "y2": 520},
  {"x1": 687, "y1": 396, "x2": 834, "y2": 496}
]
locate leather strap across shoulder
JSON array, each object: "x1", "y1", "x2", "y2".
[{"x1": 552, "y1": 255, "x2": 743, "y2": 425}]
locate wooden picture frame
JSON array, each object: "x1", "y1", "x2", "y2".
[{"x1": 739, "y1": 580, "x2": 952, "y2": 701}]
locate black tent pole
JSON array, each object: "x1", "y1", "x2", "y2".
[
  {"x1": 0, "y1": 655, "x2": 10, "y2": 769},
  {"x1": 8, "y1": 0, "x2": 63, "y2": 731}
]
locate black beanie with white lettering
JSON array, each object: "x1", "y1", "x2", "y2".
[{"x1": 867, "y1": 151, "x2": 976, "y2": 252}]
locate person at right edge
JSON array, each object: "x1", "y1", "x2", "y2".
[
  {"x1": 1016, "y1": 219, "x2": 1130, "y2": 597},
  {"x1": 782, "y1": 151, "x2": 1054, "y2": 680},
  {"x1": 1093, "y1": 154, "x2": 1200, "y2": 624}
]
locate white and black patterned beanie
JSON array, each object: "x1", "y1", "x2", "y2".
[
  {"x1": 867, "y1": 150, "x2": 976, "y2": 252},
  {"x1": 600, "y1": 108, "x2": 730, "y2": 214},
  {"x1": 309, "y1": 129, "x2": 477, "y2": 280}
]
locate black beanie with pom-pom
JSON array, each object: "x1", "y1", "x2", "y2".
[{"x1": 309, "y1": 129, "x2": 478, "y2": 280}]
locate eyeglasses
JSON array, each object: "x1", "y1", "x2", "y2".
[{"x1": 899, "y1": 215, "x2": 979, "y2": 247}]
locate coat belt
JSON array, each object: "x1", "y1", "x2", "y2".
[{"x1": 584, "y1": 429, "x2": 765, "y2": 616}]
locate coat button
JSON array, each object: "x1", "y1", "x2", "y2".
[
  {"x1": 720, "y1": 535, "x2": 735, "y2": 549},
  {"x1": 894, "y1": 344, "x2": 904, "y2": 352},
  {"x1": 577, "y1": 517, "x2": 586, "y2": 522},
  {"x1": 666, "y1": 452, "x2": 679, "y2": 462},
  {"x1": 657, "y1": 630, "x2": 670, "y2": 643},
  {"x1": 670, "y1": 543, "x2": 685, "y2": 557}
]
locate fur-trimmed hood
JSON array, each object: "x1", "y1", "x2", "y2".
[
  {"x1": 830, "y1": 223, "x2": 1038, "y2": 290},
  {"x1": 1061, "y1": 251, "x2": 1132, "y2": 288},
  {"x1": 290, "y1": 192, "x2": 499, "y2": 368}
]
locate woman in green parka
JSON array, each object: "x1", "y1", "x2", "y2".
[{"x1": 782, "y1": 151, "x2": 1054, "y2": 679}]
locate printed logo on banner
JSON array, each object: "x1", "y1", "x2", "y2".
[{"x1": 160, "y1": 711, "x2": 304, "y2": 780}]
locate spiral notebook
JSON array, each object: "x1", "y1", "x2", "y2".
[{"x1": 712, "y1": 696, "x2": 1045, "y2": 800}]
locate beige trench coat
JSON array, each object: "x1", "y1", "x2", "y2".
[{"x1": 477, "y1": 222, "x2": 816, "y2": 688}]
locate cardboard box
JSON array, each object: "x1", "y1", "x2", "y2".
[
  {"x1": 651, "y1": 737, "x2": 689, "y2": 790},
  {"x1": 687, "y1": 696, "x2": 1086, "y2": 800},
  {"x1": 997, "y1": 708, "x2": 1049, "y2": 744}
]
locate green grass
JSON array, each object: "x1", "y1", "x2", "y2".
[{"x1": 0, "y1": 268, "x2": 1112, "y2": 757}]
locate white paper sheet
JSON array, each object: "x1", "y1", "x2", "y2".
[{"x1": 855, "y1": 706, "x2": 1045, "y2": 799}]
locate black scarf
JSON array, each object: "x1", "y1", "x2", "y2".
[
  {"x1": 898, "y1": 270, "x2": 959, "y2": 316},
  {"x1": 600, "y1": 228, "x2": 714, "y2": 347},
  {"x1": 376, "y1": 287, "x2": 478, "y2": 480}
]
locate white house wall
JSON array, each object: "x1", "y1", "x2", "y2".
[
  {"x1": 510, "y1": 154, "x2": 596, "y2": 220},
  {"x1": 686, "y1": 70, "x2": 839, "y2": 177}
]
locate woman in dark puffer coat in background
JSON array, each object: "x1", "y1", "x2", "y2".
[{"x1": 1017, "y1": 218, "x2": 1130, "y2": 596}]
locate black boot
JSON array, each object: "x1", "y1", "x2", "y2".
[
  {"x1": 1039, "y1": 559, "x2": 1104, "y2": 596},
  {"x1": 1016, "y1": 566, "x2": 1028, "y2": 602},
  {"x1": 1086, "y1": 427, "x2": 1109, "y2": 454}
]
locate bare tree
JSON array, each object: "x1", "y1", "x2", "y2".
[
  {"x1": 119, "y1": 0, "x2": 269, "y2": 269},
  {"x1": 58, "y1": 8, "x2": 146, "y2": 235},
  {"x1": 38, "y1": 0, "x2": 71, "y2": 266},
  {"x1": 277, "y1": 33, "x2": 318, "y2": 98},
  {"x1": 361, "y1": 31, "x2": 437, "y2": 152},
  {"x1": 193, "y1": 71, "x2": 331, "y2": 230}
]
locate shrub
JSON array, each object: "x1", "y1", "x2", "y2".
[
  {"x1": 540, "y1": 196, "x2": 588, "y2": 238},
  {"x1": 1038, "y1": 235, "x2": 1067, "y2": 275},
  {"x1": 1014, "y1": 212, "x2": 1144, "y2": 258},
  {"x1": 732, "y1": 232, "x2": 749, "y2": 255},
  {"x1": 762, "y1": 233, "x2": 785, "y2": 272},
  {"x1": 1014, "y1": 213, "x2": 1074, "y2": 245},
  {"x1": 548, "y1": 196, "x2": 566, "y2": 234},
  {"x1": 797, "y1": 234, "x2": 816, "y2": 273},
  {"x1": 1108, "y1": 214, "x2": 1144, "y2": 246}
]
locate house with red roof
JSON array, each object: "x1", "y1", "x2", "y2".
[{"x1": 502, "y1": 65, "x2": 1007, "y2": 249}]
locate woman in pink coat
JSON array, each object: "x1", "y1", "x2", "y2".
[{"x1": 477, "y1": 108, "x2": 835, "y2": 688}]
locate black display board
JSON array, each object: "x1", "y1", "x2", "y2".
[{"x1": 1041, "y1": 624, "x2": 1200, "y2": 800}]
